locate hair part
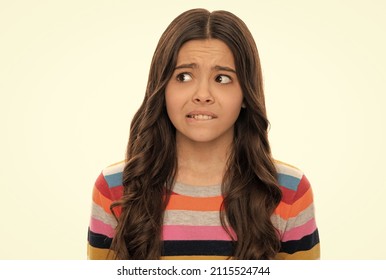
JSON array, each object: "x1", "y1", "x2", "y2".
[{"x1": 111, "y1": 8, "x2": 282, "y2": 260}]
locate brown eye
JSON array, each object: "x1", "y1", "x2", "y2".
[
  {"x1": 215, "y1": 75, "x2": 232, "y2": 84},
  {"x1": 176, "y1": 73, "x2": 193, "y2": 82}
]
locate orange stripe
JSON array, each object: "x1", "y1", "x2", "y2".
[
  {"x1": 166, "y1": 195, "x2": 223, "y2": 211},
  {"x1": 274, "y1": 188, "x2": 313, "y2": 219},
  {"x1": 92, "y1": 186, "x2": 113, "y2": 214}
]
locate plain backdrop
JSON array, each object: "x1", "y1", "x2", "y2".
[{"x1": 1, "y1": 0, "x2": 385, "y2": 259}]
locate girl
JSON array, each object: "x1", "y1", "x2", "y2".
[{"x1": 87, "y1": 8, "x2": 320, "y2": 260}]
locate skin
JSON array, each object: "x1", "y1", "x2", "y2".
[{"x1": 165, "y1": 39, "x2": 244, "y2": 185}]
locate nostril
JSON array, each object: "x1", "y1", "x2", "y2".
[{"x1": 193, "y1": 95, "x2": 214, "y2": 104}]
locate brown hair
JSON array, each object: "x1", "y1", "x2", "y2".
[{"x1": 110, "y1": 8, "x2": 282, "y2": 259}]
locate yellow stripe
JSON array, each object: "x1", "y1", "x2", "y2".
[
  {"x1": 274, "y1": 243, "x2": 320, "y2": 260},
  {"x1": 87, "y1": 244, "x2": 115, "y2": 260},
  {"x1": 161, "y1": 255, "x2": 230, "y2": 260},
  {"x1": 87, "y1": 243, "x2": 321, "y2": 260}
]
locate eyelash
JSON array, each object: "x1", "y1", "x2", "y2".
[
  {"x1": 215, "y1": 74, "x2": 232, "y2": 84},
  {"x1": 175, "y1": 72, "x2": 232, "y2": 84},
  {"x1": 176, "y1": 73, "x2": 192, "y2": 82}
]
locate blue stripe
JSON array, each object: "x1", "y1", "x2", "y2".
[
  {"x1": 88, "y1": 228, "x2": 112, "y2": 249},
  {"x1": 277, "y1": 174, "x2": 300, "y2": 191},
  {"x1": 280, "y1": 230, "x2": 319, "y2": 254},
  {"x1": 104, "y1": 172, "x2": 123, "y2": 188},
  {"x1": 163, "y1": 240, "x2": 233, "y2": 256}
]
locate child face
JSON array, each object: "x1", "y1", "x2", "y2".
[{"x1": 165, "y1": 39, "x2": 244, "y2": 146}]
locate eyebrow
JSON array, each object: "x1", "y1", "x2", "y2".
[{"x1": 174, "y1": 63, "x2": 236, "y2": 73}]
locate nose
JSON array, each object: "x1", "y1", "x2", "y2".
[{"x1": 192, "y1": 81, "x2": 214, "y2": 105}]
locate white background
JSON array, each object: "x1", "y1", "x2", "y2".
[{"x1": 1, "y1": 0, "x2": 385, "y2": 259}]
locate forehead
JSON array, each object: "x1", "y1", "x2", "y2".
[{"x1": 176, "y1": 39, "x2": 235, "y2": 65}]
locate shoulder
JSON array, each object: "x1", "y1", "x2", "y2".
[
  {"x1": 272, "y1": 160, "x2": 320, "y2": 259},
  {"x1": 100, "y1": 160, "x2": 125, "y2": 187},
  {"x1": 274, "y1": 160, "x2": 313, "y2": 203},
  {"x1": 94, "y1": 160, "x2": 125, "y2": 201},
  {"x1": 274, "y1": 160, "x2": 305, "y2": 190},
  {"x1": 88, "y1": 161, "x2": 125, "y2": 258}
]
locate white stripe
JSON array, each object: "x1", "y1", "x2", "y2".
[
  {"x1": 102, "y1": 161, "x2": 125, "y2": 176},
  {"x1": 164, "y1": 210, "x2": 224, "y2": 226},
  {"x1": 275, "y1": 161, "x2": 304, "y2": 179},
  {"x1": 91, "y1": 202, "x2": 117, "y2": 228},
  {"x1": 173, "y1": 182, "x2": 222, "y2": 197},
  {"x1": 271, "y1": 203, "x2": 315, "y2": 234}
]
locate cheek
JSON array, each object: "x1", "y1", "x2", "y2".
[
  {"x1": 228, "y1": 106, "x2": 243, "y2": 123},
  {"x1": 165, "y1": 94, "x2": 174, "y2": 119},
  {"x1": 165, "y1": 88, "x2": 181, "y2": 122},
  {"x1": 165, "y1": 82, "x2": 191, "y2": 112},
  {"x1": 223, "y1": 94, "x2": 243, "y2": 114},
  {"x1": 223, "y1": 100, "x2": 243, "y2": 125}
]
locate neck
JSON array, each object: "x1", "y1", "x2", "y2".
[{"x1": 175, "y1": 134, "x2": 232, "y2": 186}]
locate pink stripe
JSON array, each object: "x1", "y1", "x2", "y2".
[
  {"x1": 90, "y1": 217, "x2": 115, "y2": 238},
  {"x1": 282, "y1": 218, "x2": 316, "y2": 242},
  {"x1": 162, "y1": 225, "x2": 234, "y2": 241}
]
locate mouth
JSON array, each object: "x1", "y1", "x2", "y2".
[{"x1": 186, "y1": 114, "x2": 215, "y2": 120}]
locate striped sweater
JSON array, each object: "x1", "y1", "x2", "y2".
[{"x1": 87, "y1": 160, "x2": 320, "y2": 260}]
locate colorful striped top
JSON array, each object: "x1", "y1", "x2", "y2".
[{"x1": 87, "y1": 160, "x2": 320, "y2": 260}]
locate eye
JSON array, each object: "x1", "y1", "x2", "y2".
[
  {"x1": 215, "y1": 75, "x2": 232, "y2": 84},
  {"x1": 176, "y1": 73, "x2": 193, "y2": 82}
]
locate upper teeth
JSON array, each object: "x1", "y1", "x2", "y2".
[{"x1": 188, "y1": 114, "x2": 213, "y2": 120}]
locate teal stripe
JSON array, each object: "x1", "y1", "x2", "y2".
[
  {"x1": 104, "y1": 172, "x2": 123, "y2": 188},
  {"x1": 277, "y1": 173, "x2": 300, "y2": 191}
]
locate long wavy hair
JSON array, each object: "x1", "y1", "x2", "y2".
[{"x1": 110, "y1": 8, "x2": 282, "y2": 260}]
